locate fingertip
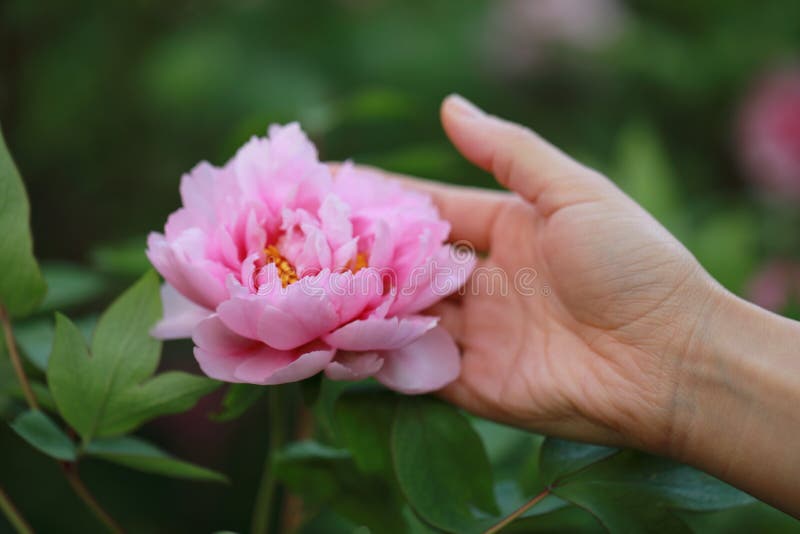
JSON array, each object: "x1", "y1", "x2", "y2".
[
  {"x1": 440, "y1": 94, "x2": 496, "y2": 173},
  {"x1": 440, "y1": 97, "x2": 604, "y2": 210},
  {"x1": 441, "y1": 94, "x2": 488, "y2": 141},
  {"x1": 442, "y1": 94, "x2": 485, "y2": 120}
]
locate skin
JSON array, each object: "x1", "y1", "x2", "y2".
[{"x1": 358, "y1": 95, "x2": 800, "y2": 517}]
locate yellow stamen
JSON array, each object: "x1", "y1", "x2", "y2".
[
  {"x1": 264, "y1": 246, "x2": 367, "y2": 286},
  {"x1": 351, "y1": 252, "x2": 368, "y2": 273},
  {"x1": 265, "y1": 245, "x2": 299, "y2": 287}
]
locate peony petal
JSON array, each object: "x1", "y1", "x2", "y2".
[
  {"x1": 326, "y1": 268, "x2": 385, "y2": 324},
  {"x1": 390, "y1": 244, "x2": 476, "y2": 316},
  {"x1": 215, "y1": 226, "x2": 241, "y2": 270},
  {"x1": 217, "y1": 274, "x2": 340, "y2": 350},
  {"x1": 235, "y1": 344, "x2": 335, "y2": 385},
  {"x1": 194, "y1": 347, "x2": 246, "y2": 383},
  {"x1": 146, "y1": 231, "x2": 228, "y2": 310},
  {"x1": 194, "y1": 314, "x2": 260, "y2": 355},
  {"x1": 255, "y1": 302, "x2": 336, "y2": 350},
  {"x1": 325, "y1": 351, "x2": 384, "y2": 381},
  {"x1": 245, "y1": 209, "x2": 267, "y2": 254},
  {"x1": 323, "y1": 315, "x2": 437, "y2": 351},
  {"x1": 151, "y1": 283, "x2": 212, "y2": 340},
  {"x1": 366, "y1": 219, "x2": 394, "y2": 269},
  {"x1": 231, "y1": 135, "x2": 272, "y2": 201},
  {"x1": 193, "y1": 315, "x2": 334, "y2": 385},
  {"x1": 319, "y1": 194, "x2": 353, "y2": 249},
  {"x1": 178, "y1": 162, "x2": 218, "y2": 228},
  {"x1": 374, "y1": 326, "x2": 460, "y2": 394},
  {"x1": 193, "y1": 315, "x2": 263, "y2": 382},
  {"x1": 332, "y1": 238, "x2": 359, "y2": 271},
  {"x1": 294, "y1": 226, "x2": 332, "y2": 275}
]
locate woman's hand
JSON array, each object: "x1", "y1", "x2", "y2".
[
  {"x1": 358, "y1": 95, "x2": 800, "y2": 516},
  {"x1": 375, "y1": 95, "x2": 721, "y2": 451}
]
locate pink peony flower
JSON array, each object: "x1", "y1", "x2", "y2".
[
  {"x1": 146, "y1": 124, "x2": 473, "y2": 393},
  {"x1": 737, "y1": 66, "x2": 800, "y2": 199}
]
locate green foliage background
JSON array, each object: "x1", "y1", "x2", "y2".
[{"x1": 1, "y1": 0, "x2": 799, "y2": 532}]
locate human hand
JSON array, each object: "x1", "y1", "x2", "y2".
[{"x1": 364, "y1": 95, "x2": 727, "y2": 454}]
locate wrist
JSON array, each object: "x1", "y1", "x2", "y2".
[
  {"x1": 666, "y1": 285, "x2": 800, "y2": 512},
  {"x1": 664, "y1": 285, "x2": 737, "y2": 460}
]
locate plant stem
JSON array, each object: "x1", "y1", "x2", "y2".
[
  {"x1": 251, "y1": 386, "x2": 286, "y2": 534},
  {"x1": 62, "y1": 463, "x2": 124, "y2": 534},
  {"x1": 483, "y1": 488, "x2": 551, "y2": 534},
  {"x1": 0, "y1": 486, "x2": 33, "y2": 534},
  {"x1": 0, "y1": 305, "x2": 38, "y2": 410}
]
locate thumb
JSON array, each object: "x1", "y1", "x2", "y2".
[{"x1": 441, "y1": 94, "x2": 613, "y2": 215}]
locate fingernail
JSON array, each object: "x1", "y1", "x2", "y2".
[{"x1": 446, "y1": 94, "x2": 484, "y2": 118}]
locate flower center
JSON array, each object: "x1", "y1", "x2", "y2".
[
  {"x1": 265, "y1": 245, "x2": 299, "y2": 287},
  {"x1": 264, "y1": 245, "x2": 369, "y2": 287}
]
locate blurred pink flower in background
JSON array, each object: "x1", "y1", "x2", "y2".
[
  {"x1": 737, "y1": 66, "x2": 800, "y2": 200},
  {"x1": 746, "y1": 260, "x2": 800, "y2": 312},
  {"x1": 147, "y1": 124, "x2": 473, "y2": 393},
  {"x1": 482, "y1": 0, "x2": 626, "y2": 78}
]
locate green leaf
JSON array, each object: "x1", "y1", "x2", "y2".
[
  {"x1": 469, "y1": 481, "x2": 574, "y2": 532},
  {"x1": 100, "y1": 371, "x2": 221, "y2": 436},
  {"x1": 10, "y1": 409, "x2": 76, "y2": 461},
  {"x1": 277, "y1": 440, "x2": 352, "y2": 464},
  {"x1": 46, "y1": 313, "x2": 95, "y2": 435},
  {"x1": 493, "y1": 481, "x2": 568, "y2": 519},
  {"x1": 85, "y1": 435, "x2": 228, "y2": 483},
  {"x1": 14, "y1": 315, "x2": 96, "y2": 371},
  {"x1": 334, "y1": 390, "x2": 397, "y2": 476},
  {"x1": 565, "y1": 451, "x2": 755, "y2": 512},
  {"x1": 473, "y1": 418, "x2": 544, "y2": 483},
  {"x1": 555, "y1": 481, "x2": 694, "y2": 533},
  {"x1": 391, "y1": 397, "x2": 499, "y2": 532},
  {"x1": 538, "y1": 437, "x2": 617, "y2": 486},
  {"x1": 211, "y1": 383, "x2": 264, "y2": 422},
  {"x1": 547, "y1": 447, "x2": 755, "y2": 533},
  {"x1": 501, "y1": 505, "x2": 604, "y2": 533},
  {"x1": 0, "y1": 126, "x2": 46, "y2": 317},
  {"x1": 40, "y1": 262, "x2": 108, "y2": 312},
  {"x1": 275, "y1": 441, "x2": 407, "y2": 533},
  {"x1": 91, "y1": 271, "x2": 163, "y2": 386},
  {"x1": 47, "y1": 272, "x2": 220, "y2": 441},
  {"x1": 677, "y1": 501, "x2": 799, "y2": 533}
]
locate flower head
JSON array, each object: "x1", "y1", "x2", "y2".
[{"x1": 147, "y1": 124, "x2": 474, "y2": 393}]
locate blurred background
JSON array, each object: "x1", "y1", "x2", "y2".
[{"x1": 1, "y1": 0, "x2": 799, "y2": 532}]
